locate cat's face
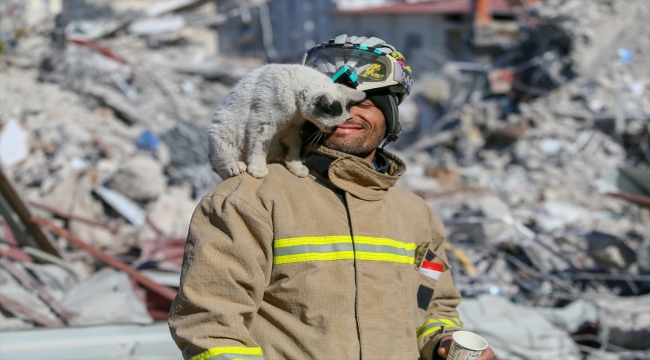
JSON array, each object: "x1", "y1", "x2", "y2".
[{"x1": 305, "y1": 85, "x2": 366, "y2": 132}]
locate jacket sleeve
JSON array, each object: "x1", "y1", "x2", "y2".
[
  {"x1": 168, "y1": 189, "x2": 274, "y2": 360},
  {"x1": 417, "y1": 207, "x2": 464, "y2": 360}
]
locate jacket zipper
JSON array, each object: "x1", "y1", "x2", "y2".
[{"x1": 338, "y1": 190, "x2": 363, "y2": 360}]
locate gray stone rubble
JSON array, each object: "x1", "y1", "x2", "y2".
[{"x1": 0, "y1": 0, "x2": 648, "y2": 357}]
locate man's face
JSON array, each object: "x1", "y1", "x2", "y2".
[{"x1": 322, "y1": 99, "x2": 386, "y2": 161}]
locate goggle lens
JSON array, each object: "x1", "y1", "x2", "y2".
[{"x1": 304, "y1": 47, "x2": 393, "y2": 86}]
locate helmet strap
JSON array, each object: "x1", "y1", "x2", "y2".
[{"x1": 381, "y1": 134, "x2": 399, "y2": 149}]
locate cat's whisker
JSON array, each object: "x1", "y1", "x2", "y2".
[
  {"x1": 311, "y1": 131, "x2": 325, "y2": 148},
  {"x1": 303, "y1": 131, "x2": 321, "y2": 148},
  {"x1": 307, "y1": 134, "x2": 316, "y2": 149},
  {"x1": 303, "y1": 132, "x2": 315, "y2": 143}
]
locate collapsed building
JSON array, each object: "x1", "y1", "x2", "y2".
[{"x1": 0, "y1": 0, "x2": 648, "y2": 359}]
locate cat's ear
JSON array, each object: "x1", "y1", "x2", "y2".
[
  {"x1": 314, "y1": 93, "x2": 332, "y2": 109},
  {"x1": 337, "y1": 85, "x2": 366, "y2": 103},
  {"x1": 314, "y1": 93, "x2": 343, "y2": 117}
]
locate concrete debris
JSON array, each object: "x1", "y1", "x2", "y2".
[
  {"x1": 146, "y1": 186, "x2": 197, "y2": 240},
  {"x1": 0, "y1": 266, "x2": 62, "y2": 328},
  {"x1": 0, "y1": 0, "x2": 219, "y2": 333},
  {"x1": 0, "y1": 322, "x2": 179, "y2": 360},
  {"x1": 93, "y1": 185, "x2": 146, "y2": 228},
  {"x1": 586, "y1": 232, "x2": 637, "y2": 270},
  {"x1": 0, "y1": 0, "x2": 648, "y2": 357},
  {"x1": 108, "y1": 154, "x2": 167, "y2": 203},
  {"x1": 144, "y1": 0, "x2": 212, "y2": 18},
  {"x1": 0, "y1": 119, "x2": 29, "y2": 168},
  {"x1": 458, "y1": 295, "x2": 582, "y2": 359},
  {"x1": 60, "y1": 268, "x2": 153, "y2": 326},
  {"x1": 82, "y1": 84, "x2": 147, "y2": 126},
  {"x1": 596, "y1": 167, "x2": 650, "y2": 196},
  {"x1": 393, "y1": 0, "x2": 650, "y2": 356},
  {"x1": 597, "y1": 294, "x2": 650, "y2": 351},
  {"x1": 129, "y1": 16, "x2": 186, "y2": 36}
]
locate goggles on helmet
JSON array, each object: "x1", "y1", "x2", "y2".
[{"x1": 302, "y1": 44, "x2": 412, "y2": 99}]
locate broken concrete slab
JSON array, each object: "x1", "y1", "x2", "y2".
[
  {"x1": 596, "y1": 167, "x2": 650, "y2": 196},
  {"x1": 145, "y1": 0, "x2": 211, "y2": 17},
  {"x1": 586, "y1": 231, "x2": 637, "y2": 270},
  {"x1": 0, "y1": 119, "x2": 30, "y2": 168},
  {"x1": 458, "y1": 295, "x2": 582, "y2": 359},
  {"x1": 93, "y1": 186, "x2": 146, "y2": 228},
  {"x1": 129, "y1": 16, "x2": 186, "y2": 36},
  {"x1": 82, "y1": 84, "x2": 146, "y2": 126},
  {"x1": 0, "y1": 267, "x2": 62, "y2": 327},
  {"x1": 60, "y1": 268, "x2": 153, "y2": 326},
  {"x1": 68, "y1": 191, "x2": 117, "y2": 249},
  {"x1": 0, "y1": 310, "x2": 34, "y2": 331},
  {"x1": 0, "y1": 322, "x2": 179, "y2": 360},
  {"x1": 146, "y1": 186, "x2": 196, "y2": 240},
  {"x1": 108, "y1": 154, "x2": 167, "y2": 203},
  {"x1": 597, "y1": 294, "x2": 650, "y2": 350}
]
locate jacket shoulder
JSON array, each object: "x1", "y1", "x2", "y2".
[
  {"x1": 204, "y1": 163, "x2": 305, "y2": 202},
  {"x1": 390, "y1": 185, "x2": 429, "y2": 208}
]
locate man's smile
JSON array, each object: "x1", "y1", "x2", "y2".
[{"x1": 333, "y1": 120, "x2": 368, "y2": 134}]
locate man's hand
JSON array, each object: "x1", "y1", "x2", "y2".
[{"x1": 437, "y1": 335, "x2": 495, "y2": 359}]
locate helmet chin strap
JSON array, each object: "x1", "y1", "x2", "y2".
[
  {"x1": 380, "y1": 134, "x2": 399, "y2": 149},
  {"x1": 380, "y1": 93, "x2": 401, "y2": 149}
]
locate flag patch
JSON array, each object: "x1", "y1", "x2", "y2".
[{"x1": 419, "y1": 260, "x2": 444, "y2": 280}]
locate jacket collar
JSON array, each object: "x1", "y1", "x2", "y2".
[{"x1": 305, "y1": 145, "x2": 407, "y2": 201}]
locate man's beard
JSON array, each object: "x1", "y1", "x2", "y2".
[{"x1": 322, "y1": 121, "x2": 386, "y2": 159}]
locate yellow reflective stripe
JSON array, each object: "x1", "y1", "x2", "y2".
[
  {"x1": 417, "y1": 324, "x2": 443, "y2": 341},
  {"x1": 190, "y1": 346, "x2": 263, "y2": 360},
  {"x1": 274, "y1": 236, "x2": 351, "y2": 248},
  {"x1": 439, "y1": 318, "x2": 461, "y2": 327},
  {"x1": 354, "y1": 236, "x2": 417, "y2": 251},
  {"x1": 274, "y1": 251, "x2": 354, "y2": 264},
  {"x1": 417, "y1": 318, "x2": 461, "y2": 341},
  {"x1": 273, "y1": 236, "x2": 416, "y2": 265}
]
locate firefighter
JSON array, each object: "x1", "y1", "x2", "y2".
[{"x1": 169, "y1": 34, "x2": 494, "y2": 360}]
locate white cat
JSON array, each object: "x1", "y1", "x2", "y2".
[{"x1": 208, "y1": 64, "x2": 365, "y2": 179}]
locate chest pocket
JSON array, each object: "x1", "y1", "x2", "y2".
[{"x1": 413, "y1": 244, "x2": 450, "y2": 311}]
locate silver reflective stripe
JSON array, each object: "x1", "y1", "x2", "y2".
[
  {"x1": 355, "y1": 244, "x2": 415, "y2": 258},
  {"x1": 274, "y1": 243, "x2": 354, "y2": 256}
]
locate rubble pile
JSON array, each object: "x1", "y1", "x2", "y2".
[
  {"x1": 0, "y1": 0, "x2": 260, "y2": 332},
  {"x1": 0, "y1": 0, "x2": 648, "y2": 358},
  {"x1": 395, "y1": 0, "x2": 650, "y2": 357}
]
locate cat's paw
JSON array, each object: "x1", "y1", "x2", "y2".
[
  {"x1": 286, "y1": 162, "x2": 310, "y2": 178},
  {"x1": 247, "y1": 164, "x2": 269, "y2": 178},
  {"x1": 227, "y1": 162, "x2": 247, "y2": 177}
]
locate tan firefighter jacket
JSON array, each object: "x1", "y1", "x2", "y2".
[{"x1": 169, "y1": 145, "x2": 464, "y2": 360}]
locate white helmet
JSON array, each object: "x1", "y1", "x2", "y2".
[{"x1": 302, "y1": 34, "x2": 413, "y2": 142}]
